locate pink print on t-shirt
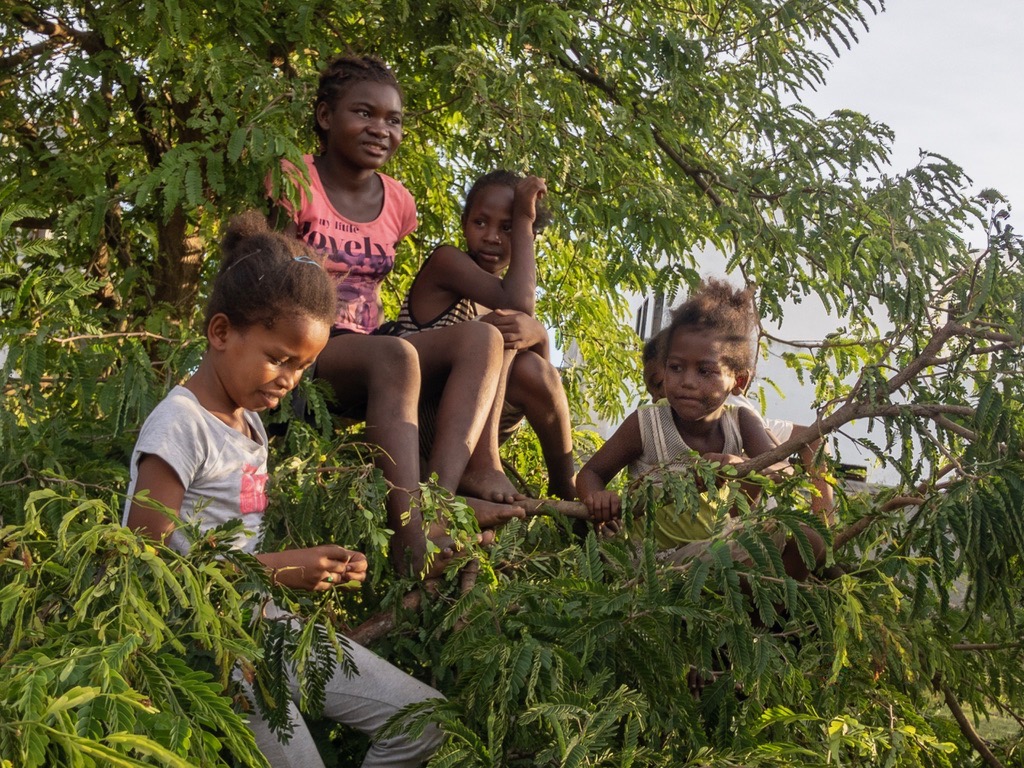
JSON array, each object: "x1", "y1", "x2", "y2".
[
  {"x1": 269, "y1": 156, "x2": 417, "y2": 334},
  {"x1": 240, "y1": 464, "x2": 268, "y2": 515}
]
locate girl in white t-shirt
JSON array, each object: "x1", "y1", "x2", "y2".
[{"x1": 125, "y1": 211, "x2": 443, "y2": 768}]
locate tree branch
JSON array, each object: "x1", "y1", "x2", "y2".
[
  {"x1": 8, "y1": 8, "x2": 103, "y2": 54},
  {"x1": 346, "y1": 590, "x2": 422, "y2": 646},
  {"x1": 832, "y1": 496, "x2": 925, "y2": 551},
  {"x1": 952, "y1": 642, "x2": 1023, "y2": 652},
  {"x1": 52, "y1": 331, "x2": 179, "y2": 345},
  {"x1": 519, "y1": 497, "x2": 590, "y2": 520},
  {"x1": 936, "y1": 677, "x2": 1006, "y2": 768},
  {"x1": 548, "y1": 51, "x2": 724, "y2": 206}
]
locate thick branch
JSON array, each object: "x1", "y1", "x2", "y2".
[
  {"x1": 0, "y1": 36, "x2": 70, "y2": 73},
  {"x1": 519, "y1": 497, "x2": 590, "y2": 520},
  {"x1": 9, "y1": 8, "x2": 103, "y2": 54},
  {"x1": 937, "y1": 678, "x2": 1006, "y2": 768}
]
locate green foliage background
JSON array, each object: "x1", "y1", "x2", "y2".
[{"x1": 2, "y1": 0, "x2": 1024, "y2": 765}]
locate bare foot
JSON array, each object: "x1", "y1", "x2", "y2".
[
  {"x1": 421, "y1": 518, "x2": 498, "y2": 580},
  {"x1": 459, "y1": 466, "x2": 526, "y2": 504},
  {"x1": 464, "y1": 496, "x2": 526, "y2": 530}
]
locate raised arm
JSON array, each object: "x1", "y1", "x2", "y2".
[
  {"x1": 503, "y1": 175, "x2": 546, "y2": 315},
  {"x1": 426, "y1": 176, "x2": 547, "y2": 313}
]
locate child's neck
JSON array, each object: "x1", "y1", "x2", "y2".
[
  {"x1": 184, "y1": 361, "x2": 251, "y2": 439},
  {"x1": 316, "y1": 152, "x2": 378, "y2": 191},
  {"x1": 314, "y1": 154, "x2": 384, "y2": 223},
  {"x1": 671, "y1": 408, "x2": 726, "y2": 454}
]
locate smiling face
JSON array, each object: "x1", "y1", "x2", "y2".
[
  {"x1": 662, "y1": 327, "x2": 748, "y2": 426},
  {"x1": 462, "y1": 183, "x2": 515, "y2": 274},
  {"x1": 212, "y1": 312, "x2": 330, "y2": 414},
  {"x1": 316, "y1": 80, "x2": 403, "y2": 172}
]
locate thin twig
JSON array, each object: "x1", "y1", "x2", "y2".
[
  {"x1": 52, "y1": 331, "x2": 180, "y2": 345},
  {"x1": 952, "y1": 642, "x2": 1023, "y2": 652}
]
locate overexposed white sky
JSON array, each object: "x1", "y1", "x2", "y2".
[
  {"x1": 799, "y1": 0, "x2": 1023, "y2": 242},
  {"x1": 755, "y1": 0, "x2": 1024, "y2": 477}
]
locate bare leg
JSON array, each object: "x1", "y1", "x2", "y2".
[
  {"x1": 504, "y1": 350, "x2": 576, "y2": 500},
  {"x1": 314, "y1": 334, "x2": 426, "y2": 572},
  {"x1": 459, "y1": 346, "x2": 526, "y2": 504},
  {"x1": 409, "y1": 324, "x2": 523, "y2": 508}
]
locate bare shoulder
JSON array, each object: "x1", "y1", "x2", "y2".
[
  {"x1": 737, "y1": 406, "x2": 776, "y2": 457},
  {"x1": 429, "y1": 244, "x2": 473, "y2": 268}
]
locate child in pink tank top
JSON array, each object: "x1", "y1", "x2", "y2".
[{"x1": 268, "y1": 56, "x2": 524, "y2": 575}]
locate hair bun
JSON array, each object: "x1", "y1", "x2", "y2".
[{"x1": 221, "y1": 210, "x2": 271, "y2": 266}]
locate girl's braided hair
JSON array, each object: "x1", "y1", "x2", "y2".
[{"x1": 314, "y1": 55, "x2": 402, "y2": 150}]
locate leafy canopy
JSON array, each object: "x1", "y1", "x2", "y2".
[{"x1": 3, "y1": 0, "x2": 1024, "y2": 765}]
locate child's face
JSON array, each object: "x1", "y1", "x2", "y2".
[
  {"x1": 316, "y1": 80, "x2": 403, "y2": 171},
  {"x1": 463, "y1": 184, "x2": 515, "y2": 274},
  {"x1": 215, "y1": 313, "x2": 330, "y2": 413},
  {"x1": 643, "y1": 357, "x2": 665, "y2": 401},
  {"x1": 662, "y1": 327, "x2": 747, "y2": 424}
]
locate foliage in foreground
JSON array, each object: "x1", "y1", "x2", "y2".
[{"x1": 2, "y1": 0, "x2": 1024, "y2": 765}]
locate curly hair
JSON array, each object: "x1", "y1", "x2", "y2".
[
  {"x1": 313, "y1": 55, "x2": 403, "y2": 150},
  {"x1": 463, "y1": 170, "x2": 552, "y2": 235},
  {"x1": 206, "y1": 210, "x2": 336, "y2": 331},
  {"x1": 642, "y1": 328, "x2": 668, "y2": 364},
  {"x1": 664, "y1": 278, "x2": 757, "y2": 373}
]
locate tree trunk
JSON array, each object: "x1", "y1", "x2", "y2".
[{"x1": 154, "y1": 206, "x2": 205, "y2": 316}]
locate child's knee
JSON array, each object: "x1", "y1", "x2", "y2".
[
  {"x1": 512, "y1": 350, "x2": 559, "y2": 393},
  {"x1": 800, "y1": 524, "x2": 828, "y2": 567},
  {"x1": 460, "y1": 320, "x2": 504, "y2": 359},
  {"x1": 373, "y1": 336, "x2": 420, "y2": 387}
]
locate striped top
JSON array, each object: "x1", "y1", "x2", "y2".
[{"x1": 381, "y1": 250, "x2": 477, "y2": 337}]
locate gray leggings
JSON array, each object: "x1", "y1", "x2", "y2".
[{"x1": 244, "y1": 636, "x2": 444, "y2": 767}]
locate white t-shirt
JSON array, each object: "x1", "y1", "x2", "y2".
[
  {"x1": 726, "y1": 394, "x2": 794, "y2": 443},
  {"x1": 124, "y1": 386, "x2": 269, "y2": 555}
]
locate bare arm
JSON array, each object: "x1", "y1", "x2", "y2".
[
  {"x1": 577, "y1": 411, "x2": 644, "y2": 522},
  {"x1": 125, "y1": 454, "x2": 185, "y2": 542},
  {"x1": 427, "y1": 176, "x2": 547, "y2": 313},
  {"x1": 737, "y1": 407, "x2": 783, "y2": 463},
  {"x1": 126, "y1": 455, "x2": 366, "y2": 592}
]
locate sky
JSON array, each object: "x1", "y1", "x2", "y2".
[
  {"x1": 798, "y1": 0, "x2": 1023, "y2": 243},
  {"x1": 752, "y1": 0, "x2": 1024, "y2": 479}
]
